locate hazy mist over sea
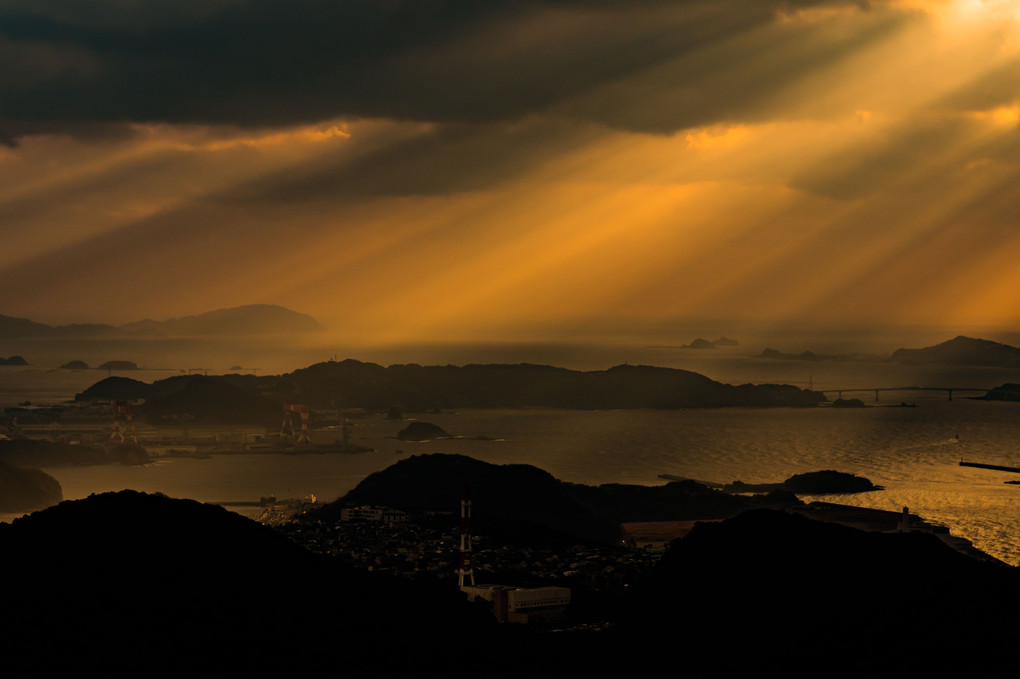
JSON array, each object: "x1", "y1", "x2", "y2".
[
  {"x1": 4, "y1": 320, "x2": 1019, "y2": 378},
  {"x1": 7, "y1": 345, "x2": 1020, "y2": 565}
]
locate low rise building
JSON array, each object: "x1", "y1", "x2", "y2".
[
  {"x1": 462, "y1": 584, "x2": 570, "y2": 624},
  {"x1": 339, "y1": 506, "x2": 408, "y2": 523}
]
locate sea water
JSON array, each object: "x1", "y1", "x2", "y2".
[{"x1": 4, "y1": 357, "x2": 1020, "y2": 564}]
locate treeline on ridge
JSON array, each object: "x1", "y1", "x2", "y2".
[{"x1": 75, "y1": 359, "x2": 824, "y2": 421}]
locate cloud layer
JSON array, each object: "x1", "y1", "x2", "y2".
[
  {"x1": 4, "y1": 0, "x2": 1020, "y2": 342},
  {"x1": 0, "y1": 0, "x2": 881, "y2": 141}
]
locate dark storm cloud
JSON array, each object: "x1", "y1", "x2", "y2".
[
  {"x1": 551, "y1": 5, "x2": 906, "y2": 133},
  {"x1": 222, "y1": 119, "x2": 603, "y2": 203},
  {"x1": 0, "y1": 0, "x2": 879, "y2": 142}
]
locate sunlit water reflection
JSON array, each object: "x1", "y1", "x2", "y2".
[{"x1": 5, "y1": 359, "x2": 1020, "y2": 564}]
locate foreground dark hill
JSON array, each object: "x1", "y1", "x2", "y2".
[
  {"x1": 619, "y1": 510, "x2": 1020, "y2": 675},
  {"x1": 4, "y1": 490, "x2": 1019, "y2": 675},
  {"x1": 0, "y1": 491, "x2": 497, "y2": 675}
]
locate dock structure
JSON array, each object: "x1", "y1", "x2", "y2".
[{"x1": 959, "y1": 460, "x2": 1020, "y2": 474}]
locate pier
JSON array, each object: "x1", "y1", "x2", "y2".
[{"x1": 960, "y1": 460, "x2": 1020, "y2": 474}]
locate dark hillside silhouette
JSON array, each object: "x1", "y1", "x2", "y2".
[
  {"x1": 0, "y1": 491, "x2": 498, "y2": 675},
  {"x1": 618, "y1": 509, "x2": 1020, "y2": 675}
]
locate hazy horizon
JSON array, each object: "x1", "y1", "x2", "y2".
[
  {"x1": 10, "y1": 301, "x2": 1020, "y2": 356},
  {"x1": 9, "y1": 305, "x2": 1020, "y2": 381}
]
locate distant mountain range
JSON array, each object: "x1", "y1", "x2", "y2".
[
  {"x1": 891, "y1": 335, "x2": 1020, "y2": 368},
  {"x1": 756, "y1": 335, "x2": 1020, "y2": 368},
  {"x1": 0, "y1": 304, "x2": 324, "y2": 338}
]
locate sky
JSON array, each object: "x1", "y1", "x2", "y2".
[{"x1": 3, "y1": 0, "x2": 1020, "y2": 346}]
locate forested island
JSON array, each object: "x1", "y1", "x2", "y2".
[
  {"x1": 722, "y1": 470, "x2": 881, "y2": 494},
  {"x1": 72, "y1": 359, "x2": 825, "y2": 424}
]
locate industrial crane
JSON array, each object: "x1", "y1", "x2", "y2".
[
  {"x1": 110, "y1": 401, "x2": 137, "y2": 443},
  {"x1": 280, "y1": 402, "x2": 312, "y2": 446}
]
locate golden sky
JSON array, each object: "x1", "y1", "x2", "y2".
[{"x1": 2, "y1": 0, "x2": 1020, "y2": 344}]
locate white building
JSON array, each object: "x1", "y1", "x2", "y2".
[
  {"x1": 462, "y1": 584, "x2": 571, "y2": 623},
  {"x1": 339, "y1": 506, "x2": 408, "y2": 523}
]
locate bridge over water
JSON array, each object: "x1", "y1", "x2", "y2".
[{"x1": 819, "y1": 386, "x2": 989, "y2": 402}]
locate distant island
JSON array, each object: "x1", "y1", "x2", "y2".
[
  {"x1": 657, "y1": 336, "x2": 740, "y2": 349},
  {"x1": 397, "y1": 421, "x2": 451, "y2": 441},
  {"x1": 97, "y1": 360, "x2": 138, "y2": 371},
  {"x1": 722, "y1": 470, "x2": 880, "y2": 494},
  {"x1": 0, "y1": 304, "x2": 324, "y2": 339},
  {"x1": 979, "y1": 383, "x2": 1020, "y2": 401},
  {"x1": 279, "y1": 359, "x2": 825, "y2": 411},
  {"x1": 892, "y1": 335, "x2": 1020, "y2": 368},
  {"x1": 754, "y1": 335, "x2": 1020, "y2": 368},
  {"x1": 753, "y1": 348, "x2": 886, "y2": 362},
  {"x1": 0, "y1": 355, "x2": 28, "y2": 366},
  {"x1": 70, "y1": 358, "x2": 825, "y2": 422}
]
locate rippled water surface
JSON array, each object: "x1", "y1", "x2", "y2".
[{"x1": 5, "y1": 358, "x2": 1020, "y2": 564}]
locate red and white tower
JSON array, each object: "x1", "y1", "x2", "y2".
[
  {"x1": 457, "y1": 484, "x2": 475, "y2": 588},
  {"x1": 109, "y1": 401, "x2": 136, "y2": 443},
  {"x1": 281, "y1": 402, "x2": 312, "y2": 446}
]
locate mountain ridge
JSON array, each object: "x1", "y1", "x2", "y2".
[
  {"x1": 0, "y1": 304, "x2": 323, "y2": 338},
  {"x1": 891, "y1": 335, "x2": 1020, "y2": 367}
]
